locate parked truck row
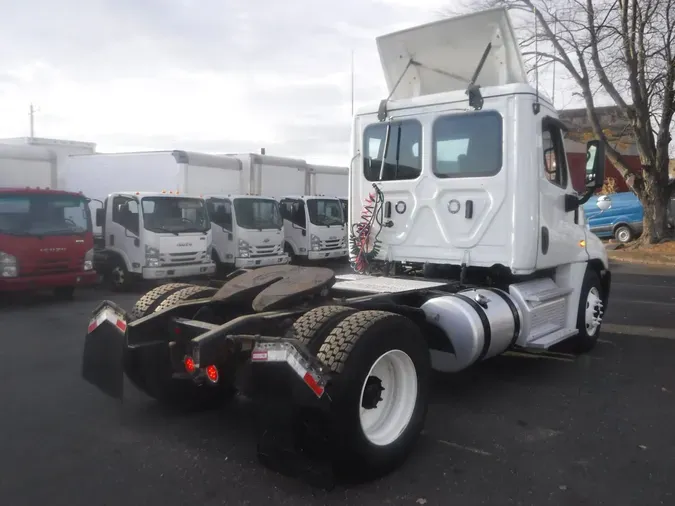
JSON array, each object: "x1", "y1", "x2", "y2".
[{"x1": 0, "y1": 146, "x2": 349, "y2": 295}]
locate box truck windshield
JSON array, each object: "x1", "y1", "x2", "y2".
[
  {"x1": 306, "y1": 198, "x2": 345, "y2": 227},
  {"x1": 140, "y1": 196, "x2": 210, "y2": 234},
  {"x1": 0, "y1": 192, "x2": 91, "y2": 236},
  {"x1": 233, "y1": 198, "x2": 282, "y2": 230}
]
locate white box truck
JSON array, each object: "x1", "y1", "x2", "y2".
[
  {"x1": 228, "y1": 153, "x2": 350, "y2": 262},
  {"x1": 61, "y1": 150, "x2": 235, "y2": 290}
]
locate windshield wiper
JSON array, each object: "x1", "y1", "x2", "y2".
[
  {"x1": 182, "y1": 227, "x2": 209, "y2": 235},
  {"x1": 152, "y1": 226, "x2": 179, "y2": 236}
]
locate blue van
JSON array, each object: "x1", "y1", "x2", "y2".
[{"x1": 583, "y1": 191, "x2": 643, "y2": 243}]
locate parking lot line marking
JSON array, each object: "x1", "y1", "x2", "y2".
[
  {"x1": 437, "y1": 439, "x2": 493, "y2": 457},
  {"x1": 610, "y1": 297, "x2": 675, "y2": 307},
  {"x1": 602, "y1": 323, "x2": 675, "y2": 340}
]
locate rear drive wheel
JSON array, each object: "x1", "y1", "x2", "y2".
[
  {"x1": 614, "y1": 225, "x2": 633, "y2": 243},
  {"x1": 315, "y1": 310, "x2": 430, "y2": 480},
  {"x1": 572, "y1": 269, "x2": 604, "y2": 353},
  {"x1": 130, "y1": 282, "x2": 193, "y2": 320},
  {"x1": 153, "y1": 285, "x2": 218, "y2": 313},
  {"x1": 291, "y1": 305, "x2": 357, "y2": 353}
]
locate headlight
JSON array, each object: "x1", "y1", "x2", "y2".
[
  {"x1": 238, "y1": 239, "x2": 250, "y2": 258},
  {"x1": 145, "y1": 245, "x2": 160, "y2": 268},
  {"x1": 83, "y1": 248, "x2": 94, "y2": 271},
  {"x1": 310, "y1": 234, "x2": 321, "y2": 251},
  {"x1": 0, "y1": 251, "x2": 18, "y2": 278}
]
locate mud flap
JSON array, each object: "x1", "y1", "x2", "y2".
[
  {"x1": 81, "y1": 301, "x2": 128, "y2": 400},
  {"x1": 245, "y1": 362, "x2": 336, "y2": 490}
]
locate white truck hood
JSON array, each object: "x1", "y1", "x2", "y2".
[{"x1": 376, "y1": 7, "x2": 528, "y2": 100}]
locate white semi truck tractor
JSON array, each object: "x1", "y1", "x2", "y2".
[{"x1": 81, "y1": 7, "x2": 611, "y2": 486}]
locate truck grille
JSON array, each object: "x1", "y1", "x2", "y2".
[
  {"x1": 252, "y1": 244, "x2": 280, "y2": 257},
  {"x1": 160, "y1": 251, "x2": 203, "y2": 266},
  {"x1": 34, "y1": 260, "x2": 72, "y2": 275},
  {"x1": 322, "y1": 239, "x2": 342, "y2": 251}
]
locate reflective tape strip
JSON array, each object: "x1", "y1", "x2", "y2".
[
  {"x1": 251, "y1": 343, "x2": 325, "y2": 398},
  {"x1": 87, "y1": 308, "x2": 126, "y2": 334}
]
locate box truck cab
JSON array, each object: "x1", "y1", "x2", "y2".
[
  {"x1": 278, "y1": 195, "x2": 348, "y2": 261},
  {"x1": 204, "y1": 194, "x2": 289, "y2": 273},
  {"x1": 94, "y1": 191, "x2": 215, "y2": 290},
  {"x1": 0, "y1": 187, "x2": 97, "y2": 297}
]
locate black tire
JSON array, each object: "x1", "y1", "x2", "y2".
[
  {"x1": 614, "y1": 225, "x2": 633, "y2": 243},
  {"x1": 130, "y1": 283, "x2": 193, "y2": 320},
  {"x1": 315, "y1": 310, "x2": 431, "y2": 480},
  {"x1": 284, "y1": 242, "x2": 297, "y2": 264},
  {"x1": 291, "y1": 305, "x2": 357, "y2": 353},
  {"x1": 108, "y1": 258, "x2": 134, "y2": 292},
  {"x1": 153, "y1": 285, "x2": 218, "y2": 313},
  {"x1": 212, "y1": 250, "x2": 232, "y2": 279},
  {"x1": 572, "y1": 268, "x2": 604, "y2": 353},
  {"x1": 54, "y1": 286, "x2": 75, "y2": 300}
]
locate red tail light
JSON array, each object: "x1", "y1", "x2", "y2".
[
  {"x1": 205, "y1": 365, "x2": 219, "y2": 383},
  {"x1": 184, "y1": 356, "x2": 196, "y2": 374}
]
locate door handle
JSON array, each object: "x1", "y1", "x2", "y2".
[
  {"x1": 384, "y1": 201, "x2": 392, "y2": 218},
  {"x1": 465, "y1": 200, "x2": 474, "y2": 219},
  {"x1": 109, "y1": 234, "x2": 114, "y2": 246}
]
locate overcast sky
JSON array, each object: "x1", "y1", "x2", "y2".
[{"x1": 0, "y1": 0, "x2": 572, "y2": 166}]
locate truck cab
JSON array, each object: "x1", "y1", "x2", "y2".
[
  {"x1": 349, "y1": 7, "x2": 610, "y2": 351},
  {"x1": 278, "y1": 195, "x2": 348, "y2": 262},
  {"x1": 204, "y1": 194, "x2": 289, "y2": 273},
  {"x1": 0, "y1": 187, "x2": 97, "y2": 297},
  {"x1": 94, "y1": 191, "x2": 215, "y2": 290}
]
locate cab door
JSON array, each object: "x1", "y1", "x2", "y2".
[{"x1": 536, "y1": 116, "x2": 588, "y2": 268}]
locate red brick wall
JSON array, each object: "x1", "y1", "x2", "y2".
[{"x1": 567, "y1": 152, "x2": 642, "y2": 193}]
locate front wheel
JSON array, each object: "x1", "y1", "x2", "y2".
[
  {"x1": 572, "y1": 269, "x2": 605, "y2": 353},
  {"x1": 315, "y1": 310, "x2": 431, "y2": 480},
  {"x1": 108, "y1": 259, "x2": 134, "y2": 292}
]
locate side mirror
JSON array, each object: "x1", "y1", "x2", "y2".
[
  {"x1": 597, "y1": 195, "x2": 612, "y2": 212},
  {"x1": 95, "y1": 208, "x2": 104, "y2": 227},
  {"x1": 585, "y1": 139, "x2": 605, "y2": 190}
]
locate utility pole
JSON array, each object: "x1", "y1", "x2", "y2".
[{"x1": 350, "y1": 50, "x2": 355, "y2": 117}]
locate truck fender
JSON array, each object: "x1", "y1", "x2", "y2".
[{"x1": 102, "y1": 247, "x2": 134, "y2": 273}]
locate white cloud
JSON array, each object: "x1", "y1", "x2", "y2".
[{"x1": 4, "y1": 0, "x2": 573, "y2": 166}]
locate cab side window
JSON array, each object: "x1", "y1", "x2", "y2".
[
  {"x1": 207, "y1": 199, "x2": 232, "y2": 230},
  {"x1": 112, "y1": 196, "x2": 139, "y2": 235},
  {"x1": 280, "y1": 199, "x2": 306, "y2": 228},
  {"x1": 542, "y1": 123, "x2": 568, "y2": 189}
]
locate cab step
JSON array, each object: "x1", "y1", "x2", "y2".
[{"x1": 524, "y1": 327, "x2": 578, "y2": 349}]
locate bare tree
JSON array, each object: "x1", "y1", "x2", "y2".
[{"x1": 447, "y1": 0, "x2": 675, "y2": 243}]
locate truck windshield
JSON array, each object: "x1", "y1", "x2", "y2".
[
  {"x1": 306, "y1": 198, "x2": 345, "y2": 227},
  {"x1": 141, "y1": 197, "x2": 210, "y2": 233},
  {"x1": 0, "y1": 193, "x2": 91, "y2": 236},
  {"x1": 233, "y1": 198, "x2": 283, "y2": 230}
]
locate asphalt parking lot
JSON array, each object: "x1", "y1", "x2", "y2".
[{"x1": 1, "y1": 261, "x2": 674, "y2": 506}]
